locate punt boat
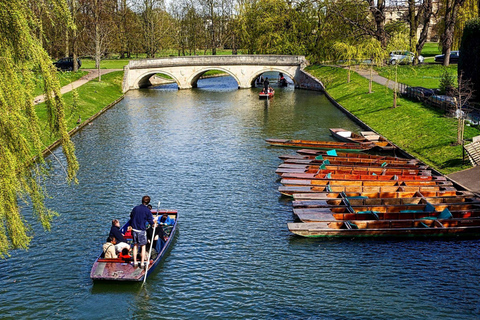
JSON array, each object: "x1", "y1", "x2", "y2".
[
  {"x1": 287, "y1": 218, "x2": 480, "y2": 238},
  {"x1": 265, "y1": 139, "x2": 375, "y2": 152},
  {"x1": 90, "y1": 209, "x2": 178, "y2": 281},
  {"x1": 329, "y1": 128, "x2": 395, "y2": 151},
  {"x1": 291, "y1": 190, "x2": 472, "y2": 200}
]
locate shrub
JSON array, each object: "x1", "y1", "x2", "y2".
[
  {"x1": 439, "y1": 70, "x2": 456, "y2": 95},
  {"x1": 458, "y1": 17, "x2": 480, "y2": 102}
]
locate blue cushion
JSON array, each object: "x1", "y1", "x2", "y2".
[{"x1": 326, "y1": 149, "x2": 337, "y2": 156}]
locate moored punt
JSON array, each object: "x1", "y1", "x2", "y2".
[
  {"x1": 295, "y1": 209, "x2": 480, "y2": 223},
  {"x1": 293, "y1": 202, "x2": 480, "y2": 217},
  {"x1": 280, "y1": 179, "x2": 450, "y2": 187},
  {"x1": 293, "y1": 195, "x2": 480, "y2": 208},
  {"x1": 330, "y1": 128, "x2": 396, "y2": 151},
  {"x1": 280, "y1": 172, "x2": 443, "y2": 182},
  {"x1": 291, "y1": 189, "x2": 471, "y2": 200},
  {"x1": 279, "y1": 185, "x2": 455, "y2": 197},
  {"x1": 276, "y1": 165, "x2": 430, "y2": 176},
  {"x1": 287, "y1": 218, "x2": 480, "y2": 238},
  {"x1": 281, "y1": 158, "x2": 425, "y2": 168},
  {"x1": 265, "y1": 139, "x2": 375, "y2": 152},
  {"x1": 90, "y1": 210, "x2": 178, "y2": 282},
  {"x1": 281, "y1": 151, "x2": 417, "y2": 163}
]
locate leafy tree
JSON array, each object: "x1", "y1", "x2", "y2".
[{"x1": 0, "y1": 0, "x2": 79, "y2": 258}]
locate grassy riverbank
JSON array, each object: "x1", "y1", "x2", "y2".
[
  {"x1": 35, "y1": 71, "x2": 124, "y2": 146},
  {"x1": 34, "y1": 70, "x2": 88, "y2": 97},
  {"x1": 306, "y1": 65, "x2": 480, "y2": 174},
  {"x1": 374, "y1": 64, "x2": 457, "y2": 88}
]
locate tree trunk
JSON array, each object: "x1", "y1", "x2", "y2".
[
  {"x1": 369, "y1": 0, "x2": 387, "y2": 47},
  {"x1": 442, "y1": 0, "x2": 465, "y2": 66},
  {"x1": 72, "y1": 0, "x2": 78, "y2": 72}
]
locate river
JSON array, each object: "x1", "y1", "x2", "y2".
[{"x1": 1, "y1": 75, "x2": 479, "y2": 319}]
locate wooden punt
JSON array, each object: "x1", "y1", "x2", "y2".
[
  {"x1": 330, "y1": 128, "x2": 396, "y2": 151},
  {"x1": 265, "y1": 139, "x2": 375, "y2": 152},
  {"x1": 293, "y1": 196, "x2": 480, "y2": 208},
  {"x1": 280, "y1": 172, "x2": 443, "y2": 182},
  {"x1": 281, "y1": 151, "x2": 416, "y2": 163},
  {"x1": 90, "y1": 210, "x2": 178, "y2": 282},
  {"x1": 280, "y1": 179, "x2": 450, "y2": 187},
  {"x1": 291, "y1": 189, "x2": 471, "y2": 201},
  {"x1": 278, "y1": 185, "x2": 455, "y2": 197},
  {"x1": 276, "y1": 165, "x2": 430, "y2": 176},
  {"x1": 287, "y1": 218, "x2": 480, "y2": 238},
  {"x1": 281, "y1": 158, "x2": 425, "y2": 169},
  {"x1": 293, "y1": 202, "x2": 480, "y2": 216}
]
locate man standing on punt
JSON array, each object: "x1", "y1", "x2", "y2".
[{"x1": 130, "y1": 195, "x2": 155, "y2": 268}]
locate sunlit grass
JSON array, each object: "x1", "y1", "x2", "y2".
[
  {"x1": 374, "y1": 64, "x2": 457, "y2": 88},
  {"x1": 36, "y1": 71, "x2": 124, "y2": 146}
]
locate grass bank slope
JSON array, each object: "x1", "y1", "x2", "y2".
[
  {"x1": 306, "y1": 65, "x2": 479, "y2": 174},
  {"x1": 35, "y1": 71, "x2": 124, "y2": 147}
]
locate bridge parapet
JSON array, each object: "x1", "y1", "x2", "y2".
[{"x1": 122, "y1": 55, "x2": 316, "y2": 92}]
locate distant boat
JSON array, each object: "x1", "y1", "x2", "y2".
[
  {"x1": 265, "y1": 138, "x2": 375, "y2": 152},
  {"x1": 329, "y1": 128, "x2": 395, "y2": 151},
  {"x1": 278, "y1": 77, "x2": 288, "y2": 87},
  {"x1": 90, "y1": 209, "x2": 178, "y2": 282},
  {"x1": 259, "y1": 89, "x2": 274, "y2": 99}
]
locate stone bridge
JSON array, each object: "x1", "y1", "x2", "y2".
[{"x1": 122, "y1": 55, "x2": 310, "y2": 92}]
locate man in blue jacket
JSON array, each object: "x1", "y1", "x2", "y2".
[{"x1": 130, "y1": 195, "x2": 155, "y2": 268}]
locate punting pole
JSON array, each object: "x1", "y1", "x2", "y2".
[{"x1": 143, "y1": 201, "x2": 160, "y2": 285}]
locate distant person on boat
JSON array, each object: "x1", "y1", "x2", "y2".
[
  {"x1": 103, "y1": 236, "x2": 117, "y2": 259},
  {"x1": 263, "y1": 77, "x2": 270, "y2": 92},
  {"x1": 109, "y1": 219, "x2": 131, "y2": 253},
  {"x1": 130, "y1": 195, "x2": 155, "y2": 268},
  {"x1": 159, "y1": 212, "x2": 175, "y2": 226}
]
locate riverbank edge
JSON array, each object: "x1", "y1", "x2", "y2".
[
  {"x1": 41, "y1": 95, "x2": 124, "y2": 158},
  {"x1": 300, "y1": 68, "x2": 474, "y2": 192}
]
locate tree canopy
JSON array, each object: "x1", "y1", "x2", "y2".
[{"x1": 0, "y1": 0, "x2": 78, "y2": 258}]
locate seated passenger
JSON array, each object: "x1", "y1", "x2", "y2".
[
  {"x1": 146, "y1": 220, "x2": 168, "y2": 253},
  {"x1": 159, "y1": 212, "x2": 175, "y2": 226},
  {"x1": 103, "y1": 237, "x2": 117, "y2": 259},
  {"x1": 109, "y1": 219, "x2": 131, "y2": 253},
  {"x1": 119, "y1": 248, "x2": 133, "y2": 261}
]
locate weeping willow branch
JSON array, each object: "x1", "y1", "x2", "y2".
[{"x1": 0, "y1": 0, "x2": 78, "y2": 258}]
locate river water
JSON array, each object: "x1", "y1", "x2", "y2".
[{"x1": 1, "y1": 76, "x2": 479, "y2": 319}]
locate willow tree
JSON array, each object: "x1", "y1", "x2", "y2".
[
  {"x1": 333, "y1": 41, "x2": 358, "y2": 83},
  {"x1": 0, "y1": 0, "x2": 79, "y2": 258}
]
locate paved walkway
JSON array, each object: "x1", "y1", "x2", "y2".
[
  {"x1": 33, "y1": 69, "x2": 121, "y2": 105},
  {"x1": 354, "y1": 67, "x2": 398, "y2": 90},
  {"x1": 354, "y1": 67, "x2": 480, "y2": 193}
]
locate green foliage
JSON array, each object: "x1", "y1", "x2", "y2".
[
  {"x1": 305, "y1": 65, "x2": 479, "y2": 174},
  {"x1": 0, "y1": 0, "x2": 78, "y2": 258},
  {"x1": 458, "y1": 17, "x2": 480, "y2": 102},
  {"x1": 439, "y1": 69, "x2": 457, "y2": 94}
]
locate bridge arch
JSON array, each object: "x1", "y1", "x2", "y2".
[
  {"x1": 134, "y1": 69, "x2": 181, "y2": 89},
  {"x1": 189, "y1": 67, "x2": 242, "y2": 88},
  {"x1": 249, "y1": 68, "x2": 296, "y2": 87}
]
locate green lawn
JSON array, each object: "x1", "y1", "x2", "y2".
[
  {"x1": 35, "y1": 71, "x2": 124, "y2": 146},
  {"x1": 420, "y1": 42, "x2": 442, "y2": 57},
  {"x1": 34, "y1": 70, "x2": 88, "y2": 96},
  {"x1": 374, "y1": 64, "x2": 457, "y2": 88},
  {"x1": 305, "y1": 65, "x2": 479, "y2": 174}
]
